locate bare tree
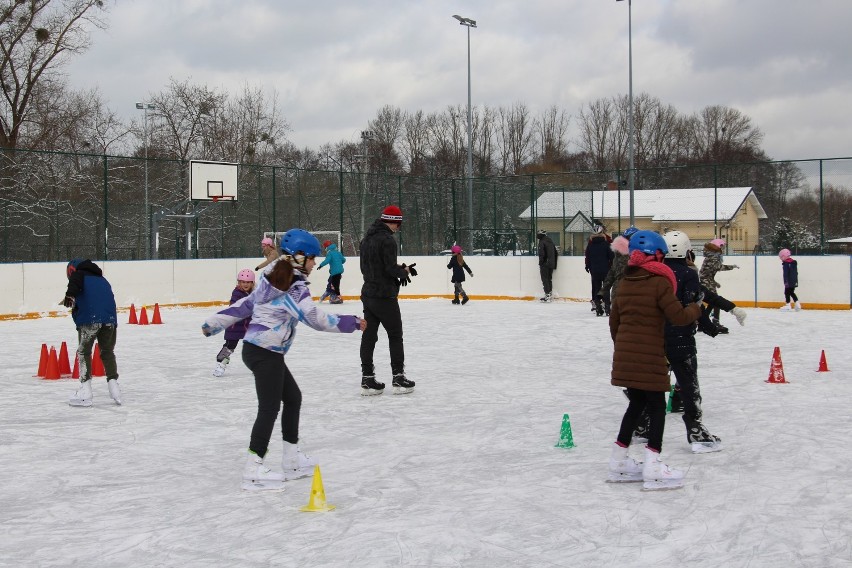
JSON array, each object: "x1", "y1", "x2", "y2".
[
  {"x1": 0, "y1": 0, "x2": 110, "y2": 153},
  {"x1": 535, "y1": 105, "x2": 571, "y2": 168},
  {"x1": 576, "y1": 97, "x2": 618, "y2": 171},
  {"x1": 497, "y1": 102, "x2": 534, "y2": 175}
]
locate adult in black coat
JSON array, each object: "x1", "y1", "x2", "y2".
[
  {"x1": 537, "y1": 230, "x2": 558, "y2": 302},
  {"x1": 585, "y1": 226, "x2": 614, "y2": 315},
  {"x1": 359, "y1": 205, "x2": 416, "y2": 394}
]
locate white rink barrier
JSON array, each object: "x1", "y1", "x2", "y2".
[{"x1": 1, "y1": 254, "x2": 850, "y2": 319}]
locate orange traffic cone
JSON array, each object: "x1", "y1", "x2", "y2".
[
  {"x1": 92, "y1": 344, "x2": 106, "y2": 377},
  {"x1": 71, "y1": 354, "x2": 79, "y2": 378},
  {"x1": 139, "y1": 306, "x2": 149, "y2": 325},
  {"x1": 152, "y1": 303, "x2": 163, "y2": 324},
  {"x1": 58, "y1": 341, "x2": 72, "y2": 377},
  {"x1": 766, "y1": 346, "x2": 788, "y2": 383},
  {"x1": 128, "y1": 303, "x2": 138, "y2": 324},
  {"x1": 34, "y1": 343, "x2": 48, "y2": 377},
  {"x1": 44, "y1": 346, "x2": 61, "y2": 380},
  {"x1": 817, "y1": 350, "x2": 830, "y2": 372}
]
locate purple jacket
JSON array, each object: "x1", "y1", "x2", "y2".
[{"x1": 224, "y1": 287, "x2": 251, "y2": 341}]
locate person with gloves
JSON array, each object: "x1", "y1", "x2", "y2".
[
  {"x1": 698, "y1": 238, "x2": 739, "y2": 334},
  {"x1": 317, "y1": 240, "x2": 346, "y2": 304},
  {"x1": 359, "y1": 205, "x2": 417, "y2": 395}
]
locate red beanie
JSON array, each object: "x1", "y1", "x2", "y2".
[
  {"x1": 322, "y1": 240, "x2": 332, "y2": 248},
  {"x1": 381, "y1": 205, "x2": 403, "y2": 224}
]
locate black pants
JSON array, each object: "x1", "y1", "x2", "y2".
[
  {"x1": 617, "y1": 388, "x2": 666, "y2": 452},
  {"x1": 77, "y1": 323, "x2": 118, "y2": 381},
  {"x1": 330, "y1": 274, "x2": 342, "y2": 296},
  {"x1": 591, "y1": 272, "x2": 610, "y2": 310},
  {"x1": 360, "y1": 296, "x2": 404, "y2": 376},
  {"x1": 784, "y1": 286, "x2": 799, "y2": 303},
  {"x1": 241, "y1": 342, "x2": 302, "y2": 457},
  {"x1": 540, "y1": 266, "x2": 553, "y2": 294}
]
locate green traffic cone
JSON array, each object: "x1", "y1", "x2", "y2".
[
  {"x1": 666, "y1": 384, "x2": 675, "y2": 414},
  {"x1": 555, "y1": 413, "x2": 575, "y2": 448}
]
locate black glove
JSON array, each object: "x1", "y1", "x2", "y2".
[
  {"x1": 61, "y1": 296, "x2": 75, "y2": 308},
  {"x1": 585, "y1": 266, "x2": 591, "y2": 273},
  {"x1": 405, "y1": 263, "x2": 418, "y2": 277},
  {"x1": 399, "y1": 275, "x2": 411, "y2": 286}
]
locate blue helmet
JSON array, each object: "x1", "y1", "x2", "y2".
[
  {"x1": 280, "y1": 229, "x2": 321, "y2": 257},
  {"x1": 628, "y1": 230, "x2": 668, "y2": 256},
  {"x1": 66, "y1": 258, "x2": 85, "y2": 279},
  {"x1": 622, "y1": 226, "x2": 639, "y2": 239}
]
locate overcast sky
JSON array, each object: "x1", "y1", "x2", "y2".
[{"x1": 66, "y1": 0, "x2": 852, "y2": 162}]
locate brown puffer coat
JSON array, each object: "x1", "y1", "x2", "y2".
[{"x1": 609, "y1": 266, "x2": 702, "y2": 392}]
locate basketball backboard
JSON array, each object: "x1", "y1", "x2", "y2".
[{"x1": 189, "y1": 160, "x2": 238, "y2": 201}]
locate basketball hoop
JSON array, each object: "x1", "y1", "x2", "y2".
[{"x1": 212, "y1": 196, "x2": 235, "y2": 204}]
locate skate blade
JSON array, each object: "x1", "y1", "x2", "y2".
[
  {"x1": 631, "y1": 436, "x2": 648, "y2": 445},
  {"x1": 691, "y1": 442, "x2": 723, "y2": 454},
  {"x1": 360, "y1": 388, "x2": 384, "y2": 396},
  {"x1": 241, "y1": 480, "x2": 286, "y2": 492},
  {"x1": 642, "y1": 479, "x2": 684, "y2": 491},
  {"x1": 392, "y1": 386, "x2": 414, "y2": 395},
  {"x1": 282, "y1": 467, "x2": 314, "y2": 481},
  {"x1": 68, "y1": 400, "x2": 93, "y2": 408},
  {"x1": 111, "y1": 398, "x2": 122, "y2": 406},
  {"x1": 606, "y1": 472, "x2": 643, "y2": 483}
]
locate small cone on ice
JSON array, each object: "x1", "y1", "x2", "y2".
[
  {"x1": 44, "y1": 346, "x2": 61, "y2": 380},
  {"x1": 34, "y1": 343, "x2": 48, "y2": 377},
  {"x1": 92, "y1": 344, "x2": 106, "y2": 377},
  {"x1": 71, "y1": 354, "x2": 79, "y2": 378},
  {"x1": 766, "y1": 346, "x2": 788, "y2": 384},
  {"x1": 58, "y1": 341, "x2": 72, "y2": 377},
  {"x1": 128, "y1": 303, "x2": 138, "y2": 324},
  {"x1": 817, "y1": 350, "x2": 830, "y2": 372},
  {"x1": 666, "y1": 384, "x2": 675, "y2": 414},
  {"x1": 151, "y1": 303, "x2": 163, "y2": 324},
  {"x1": 139, "y1": 306, "x2": 149, "y2": 325},
  {"x1": 300, "y1": 466, "x2": 335, "y2": 512},
  {"x1": 555, "y1": 413, "x2": 576, "y2": 449}
]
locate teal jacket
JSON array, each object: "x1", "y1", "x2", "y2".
[{"x1": 318, "y1": 244, "x2": 346, "y2": 276}]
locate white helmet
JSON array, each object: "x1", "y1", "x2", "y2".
[{"x1": 663, "y1": 231, "x2": 691, "y2": 259}]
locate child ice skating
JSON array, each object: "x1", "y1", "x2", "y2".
[
  {"x1": 202, "y1": 229, "x2": 366, "y2": 491},
  {"x1": 63, "y1": 259, "x2": 122, "y2": 407},
  {"x1": 317, "y1": 241, "x2": 346, "y2": 304},
  {"x1": 212, "y1": 269, "x2": 255, "y2": 377},
  {"x1": 779, "y1": 248, "x2": 801, "y2": 310},
  {"x1": 255, "y1": 237, "x2": 279, "y2": 272},
  {"x1": 698, "y1": 238, "x2": 740, "y2": 333},
  {"x1": 606, "y1": 231, "x2": 701, "y2": 490},
  {"x1": 447, "y1": 245, "x2": 473, "y2": 304}
]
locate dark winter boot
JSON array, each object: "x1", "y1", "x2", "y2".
[
  {"x1": 712, "y1": 318, "x2": 729, "y2": 334},
  {"x1": 391, "y1": 373, "x2": 415, "y2": 394},
  {"x1": 361, "y1": 374, "x2": 385, "y2": 396},
  {"x1": 451, "y1": 299, "x2": 460, "y2": 305}
]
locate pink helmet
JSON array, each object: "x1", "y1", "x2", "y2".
[
  {"x1": 709, "y1": 238, "x2": 726, "y2": 247},
  {"x1": 237, "y1": 269, "x2": 255, "y2": 282},
  {"x1": 451, "y1": 245, "x2": 462, "y2": 254},
  {"x1": 778, "y1": 248, "x2": 791, "y2": 260},
  {"x1": 261, "y1": 237, "x2": 274, "y2": 247}
]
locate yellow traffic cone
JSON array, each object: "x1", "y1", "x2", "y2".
[{"x1": 300, "y1": 465, "x2": 335, "y2": 512}]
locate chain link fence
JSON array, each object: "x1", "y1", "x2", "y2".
[{"x1": 1, "y1": 147, "x2": 850, "y2": 262}]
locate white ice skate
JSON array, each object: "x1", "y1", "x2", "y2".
[
  {"x1": 241, "y1": 452, "x2": 285, "y2": 492},
  {"x1": 642, "y1": 448, "x2": 684, "y2": 491},
  {"x1": 779, "y1": 303, "x2": 792, "y2": 311},
  {"x1": 212, "y1": 360, "x2": 228, "y2": 377},
  {"x1": 731, "y1": 307, "x2": 747, "y2": 326},
  {"x1": 69, "y1": 380, "x2": 93, "y2": 407},
  {"x1": 606, "y1": 443, "x2": 643, "y2": 483},
  {"x1": 794, "y1": 301, "x2": 802, "y2": 311},
  {"x1": 281, "y1": 441, "x2": 317, "y2": 481},
  {"x1": 107, "y1": 379, "x2": 122, "y2": 406},
  {"x1": 691, "y1": 440, "x2": 723, "y2": 453}
]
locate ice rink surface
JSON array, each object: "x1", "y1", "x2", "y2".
[{"x1": 2, "y1": 299, "x2": 851, "y2": 567}]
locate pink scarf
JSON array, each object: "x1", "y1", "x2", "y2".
[{"x1": 628, "y1": 250, "x2": 678, "y2": 293}]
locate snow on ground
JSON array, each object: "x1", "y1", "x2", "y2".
[{"x1": 1, "y1": 300, "x2": 851, "y2": 567}]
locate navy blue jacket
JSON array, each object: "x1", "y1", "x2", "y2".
[
  {"x1": 782, "y1": 259, "x2": 798, "y2": 288},
  {"x1": 65, "y1": 259, "x2": 117, "y2": 328},
  {"x1": 663, "y1": 258, "x2": 716, "y2": 360},
  {"x1": 585, "y1": 234, "x2": 614, "y2": 277},
  {"x1": 447, "y1": 255, "x2": 473, "y2": 283}
]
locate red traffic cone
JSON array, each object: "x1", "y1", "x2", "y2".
[
  {"x1": 128, "y1": 303, "x2": 138, "y2": 324},
  {"x1": 44, "y1": 346, "x2": 61, "y2": 380},
  {"x1": 817, "y1": 350, "x2": 830, "y2": 372},
  {"x1": 58, "y1": 341, "x2": 72, "y2": 377},
  {"x1": 34, "y1": 343, "x2": 48, "y2": 377},
  {"x1": 139, "y1": 306, "x2": 149, "y2": 325},
  {"x1": 71, "y1": 354, "x2": 79, "y2": 378},
  {"x1": 766, "y1": 346, "x2": 788, "y2": 384},
  {"x1": 92, "y1": 344, "x2": 106, "y2": 377},
  {"x1": 152, "y1": 303, "x2": 163, "y2": 324}
]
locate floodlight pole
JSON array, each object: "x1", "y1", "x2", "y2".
[
  {"x1": 453, "y1": 14, "x2": 476, "y2": 251},
  {"x1": 616, "y1": 0, "x2": 635, "y2": 225},
  {"x1": 136, "y1": 102, "x2": 156, "y2": 259}
]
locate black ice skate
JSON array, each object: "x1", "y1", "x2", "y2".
[
  {"x1": 712, "y1": 318, "x2": 729, "y2": 334},
  {"x1": 391, "y1": 373, "x2": 415, "y2": 394},
  {"x1": 687, "y1": 422, "x2": 723, "y2": 453},
  {"x1": 361, "y1": 375, "x2": 385, "y2": 396}
]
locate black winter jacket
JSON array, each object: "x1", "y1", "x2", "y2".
[
  {"x1": 585, "y1": 235, "x2": 613, "y2": 277},
  {"x1": 359, "y1": 219, "x2": 408, "y2": 299},
  {"x1": 663, "y1": 258, "x2": 717, "y2": 360}
]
